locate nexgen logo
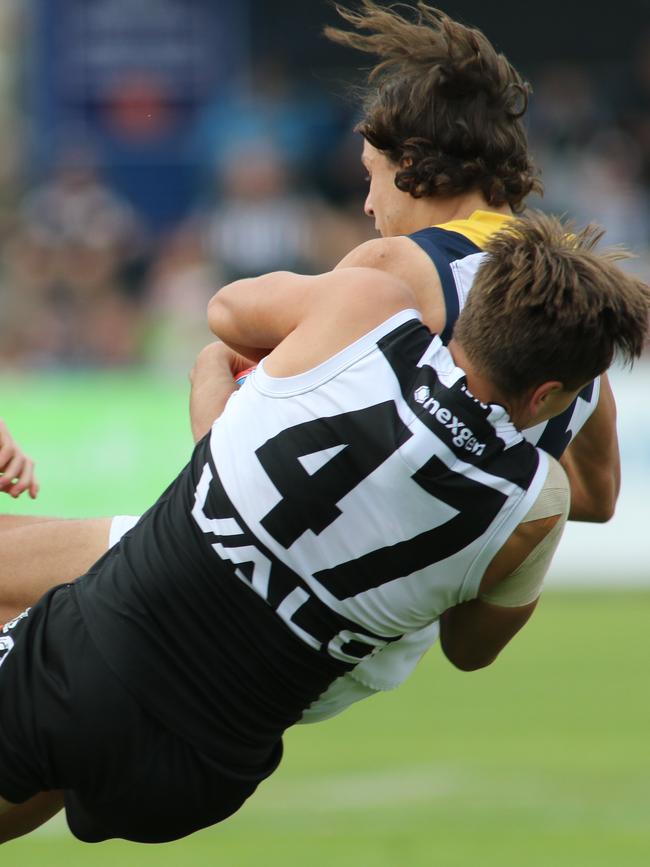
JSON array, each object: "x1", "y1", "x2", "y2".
[{"x1": 414, "y1": 386, "x2": 486, "y2": 455}]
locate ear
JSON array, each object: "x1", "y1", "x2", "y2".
[{"x1": 529, "y1": 381, "x2": 564, "y2": 419}]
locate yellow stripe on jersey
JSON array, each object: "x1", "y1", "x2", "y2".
[{"x1": 434, "y1": 209, "x2": 513, "y2": 250}]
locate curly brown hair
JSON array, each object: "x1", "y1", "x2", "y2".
[
  {"x1": 453, "y1": 212, "x2": 650, "y2": 396},
  {"x1": 325, "y1": 1, "x2": 542, "y2": 212}
]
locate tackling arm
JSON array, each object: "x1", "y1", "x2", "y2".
[
  {"x1": 440, "y1": 458, "x2": 569, "y2": 671},
  {"x1": 336, "y1": 236, "x2": 447, "y2": 332},
  {"x1": 207, "y1": 271, "x2": 315, "y2": 360},
  {"x1": 439, "y1": 515, "x2": 559, "y2": 671},
  {"x1": 439, "y1": 596, "x2": 539, "y2": 672},
  {"x1": 208, "y1": 267, "x2": 416, "y2": 377},
  {"x1": 207, "y1": 238, "x2": 444, "y2": 359},
  {"x1": 559, "y1": 374, "x2": 620, "y2": 522}
]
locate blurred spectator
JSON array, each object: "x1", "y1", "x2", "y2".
[
  {"x1": 25, "y1": 158, "x2": 128, "y2": 242},
  {"x1": 572, "y1": 130, "x2": 650, "y2": 251},
  {"x1": 528, "y1": 62, "x2": 605, "y2": 214},
  {"x1": 1, "y1": 9, "x2": 648, "y2": 370},
  {"x1": 142, "y1": 226, "x2": 215, "y2": 372},
  {"x1": 529, "y1": 58, "x2": 650, "y2": 273},
  {"x1": 200, "y1": 141, "x2": 351, "y2": 281},
  {"x1": 530, "y1": 63, "x2": 605, "y2": 153},
  {"x1": 1, "y1": 148, "x2": 150, "y2": 367},
  {"x1": 192, "y1": 57, "x2": 343, "y2": 187},
  {"x1": 136, "y1": 136, "x2": 374, "y2": 370},
  {"x1": 617, "y1": 30, "x2": 650, "y2": 189}
]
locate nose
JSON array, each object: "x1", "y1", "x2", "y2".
[{"x1": 364, "y1": 192, "x2": 374, "y2": 218}]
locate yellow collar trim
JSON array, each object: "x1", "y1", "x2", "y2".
[{"x1": 434, "y1": 210, "x2": 513, "y2": 249}]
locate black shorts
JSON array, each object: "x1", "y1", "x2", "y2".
[{"x1": 0, "y1": 585, "x2": 270, "y2": 843}]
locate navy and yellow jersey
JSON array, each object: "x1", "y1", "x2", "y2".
[
  {"x1": 408, "y1": 210, "x2": 510, "y2": 343},
  {"x1": 407, "y1": 210, "x2": 600, "y2": 458}
]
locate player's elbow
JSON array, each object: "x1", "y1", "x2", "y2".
[
  {"x1": 595, "y1": 474, "x2": 620, "y2": 522},
  {"x1": 571, "y1": 482, "x2": 618, "y2": 523},
  {"x1": 207, "y1": 289, "x2": 236, "y2": 339},
  {"x1": 443, "y1": 650, "x2": 498, "y2": 672},
  {"x1": 588, "y1": 498, "x2": 617, "y2": 524},
  {"x1": 439, "y1": 636, "x2": 498, "y2": 672},
  {"x1": 207, "y1": 289, "x2": 224, "y2": 327}
]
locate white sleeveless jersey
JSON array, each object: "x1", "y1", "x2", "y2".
[
  {"x1": 195, "y1": 310, "x2": 549, "y2": 721},
  {"x1": 110, "y1": 226, "x2": 598, "y2": 722}
]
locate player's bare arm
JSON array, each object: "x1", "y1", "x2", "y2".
[
  {"x1": 206, "y1": 237, "x2": 445, "y2": 363},
  {"x1": 439, "y1": 479, "x2": 571, "y2": 674},
  {"x1": 207, "y1": 270, "x2": 307, "y2": 361},
  {"x1": 559, "y1": 374, "x2": 620, "y2": 522},
  {"x1": 439, "y1": 597, "x2": 539, "y2": 673},
  {"x1": 335, "y1": 236, "x2": 448, "y2": 333},
  {"x1": 0, "y1": 791, "x2": 63, "y2": 843},
  {"x1": 0, "y1": 517, "x2": 112, "y2": 625},
  {"x1": 209, "y1": 266, "x2": 417, "y2": 374}
]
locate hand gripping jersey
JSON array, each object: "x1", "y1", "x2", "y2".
[
  {"x1": 409, "y1": 210, "x2": 601, "y2": 458},
  {"x1": 76, "y1": 310, "x2": 549, "y2": 767}
]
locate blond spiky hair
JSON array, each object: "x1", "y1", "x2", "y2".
[{"x1": 453, "y1": 211, "x2": 650, "y2": 395}]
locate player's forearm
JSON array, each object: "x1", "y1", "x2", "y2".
[
  {"x1": 559, "y1": 376, "x2": 620, "y2": 522},
  {"x1": 559, "y1": 451, "x2": 618, "y2": 522},
  {"x1": 207, "y1": 271, "x2": 309, "y2": 355},
  {"x1": 439, "y1": 597, "x2": 537, "y2": 671}
]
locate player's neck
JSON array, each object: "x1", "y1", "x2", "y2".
[
  {"x1": 420, "y1": 192, "x2": 512, "y2": 228},
  {"x1": 447, "y1": 339, "x2": 517, "y2": 422}
]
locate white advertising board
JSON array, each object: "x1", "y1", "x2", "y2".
[{"x1": 548, "y1": 360, "x2": 650, "y2": 587}]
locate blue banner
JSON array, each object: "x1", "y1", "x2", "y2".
[{"x1": 30, "y1": 0, "x2": 249, "y2": 230}]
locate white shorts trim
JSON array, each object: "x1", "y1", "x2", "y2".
[{"x1": 108, "y1": 515, "x2": 141, "y2": 549}]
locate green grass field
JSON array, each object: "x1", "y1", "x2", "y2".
[{"x1": 2, "y1": 373, "x2": 649, "y2": 866}]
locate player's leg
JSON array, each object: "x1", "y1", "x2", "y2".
[
  {"x1": 0, "y1": 515, "x2": 58, "y2": 531},
  {"x1": 0, "y1": 792, "x2": 64, "y2": 844},
  {"x1": 0, "y1": 517, "x2": 112, "y2": 623}
]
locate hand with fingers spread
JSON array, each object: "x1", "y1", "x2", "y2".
[{"x1": 0, "y1": 419, "x2": 39, "y2": 499}]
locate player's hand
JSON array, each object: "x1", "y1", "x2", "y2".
[
  {"x1": 0, "y1": 418, "x2": 39, "y2": 499},
  {"x1": 189, "y1": 342, "x2": 259, "y2": 443},
  {"x1": 190, "y1": 342, "x2": 257, "y2": 385},
  {"x1": 214, "y1": 341, "x2": 257, "y2": 381}
]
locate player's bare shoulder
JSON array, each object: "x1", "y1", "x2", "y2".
[
  {"x1": 326, "y1": 266, "x2": 416, "y2": 321},
  {"x1": 337, "y1": 235, "x2": 436, "y2": 279},
  {"x1": 265, "y1": 266, "x2": 416, "y2": 378},
  {"x1": 336, "y1": 236, "x2": 445, "y2": 330}
]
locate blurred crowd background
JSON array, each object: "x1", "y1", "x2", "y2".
[{"x1": 0, "y1": 0, "x2": 649, "y2": 371}]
